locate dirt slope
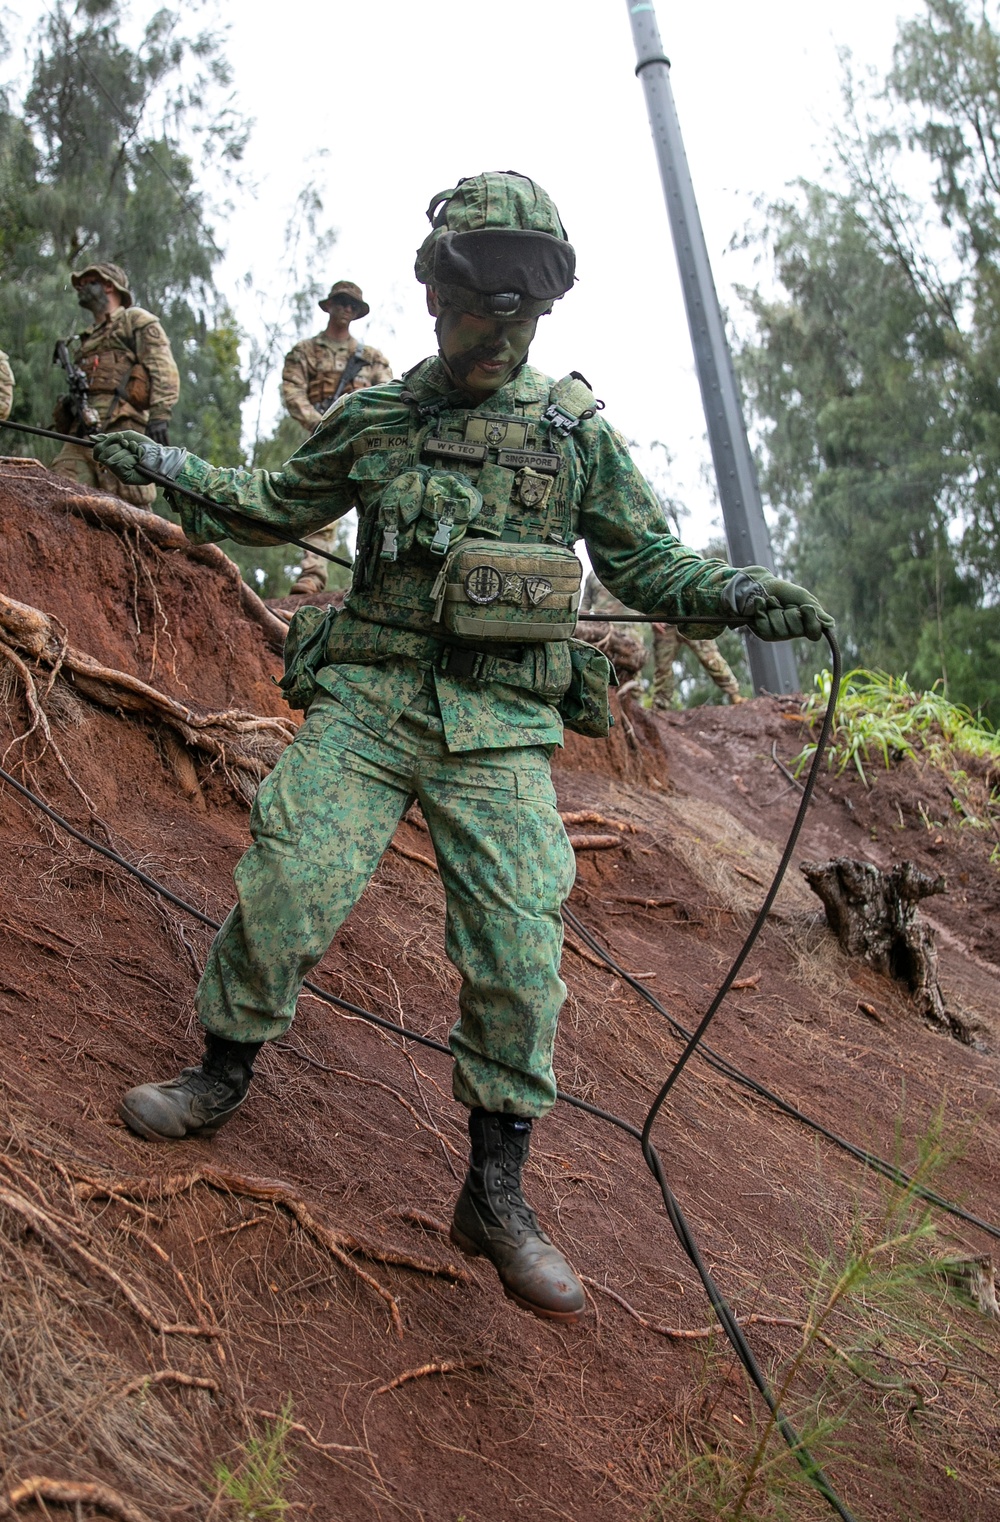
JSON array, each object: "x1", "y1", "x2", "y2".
[{"x1": 0, "y1": 462, "x2": 998, "y2": 1522}]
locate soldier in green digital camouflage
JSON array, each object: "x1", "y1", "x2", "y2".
[
  {"x1": 282, "y1": 281, "x2": 392, "y2": 595},
  {"x1": 581, "y1": 569, "x2": 742, "y2": 705},
  {"x1": 50, "y1": 263, "x2": 180, "y2": 508},
  {"x1": 92, "y1": 173, "x2": 832, "y2": 1324},
  {"x1": 0, "y1": 349, "x2": 13, "y2": 422}
]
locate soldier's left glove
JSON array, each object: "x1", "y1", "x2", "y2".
[
  {"x1": 92, "y1": 430, "x2": 188, "y2": 486},
  {"x1": 145, "y1": 418, "x2": 170, "y2": 447},
  {"x1": 723, "y1": 569, "x2": 834, "y2": 642}
]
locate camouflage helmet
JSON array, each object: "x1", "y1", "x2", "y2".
[
  {"x1": 415, "y1": 171, "x2": 576, "y2": 320},
  {"x1": 71, "y1": 261, "x2": 133, "y2": 307}
]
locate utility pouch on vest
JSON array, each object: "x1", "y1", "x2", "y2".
[
  {"x1": 278, "y1": 603, "x2": 336, "y2": 711},
  {"x1": 431, "y1": 541, "x2": 582, "y2": 643},
  {"x1": 377, "y1": 468, "x2": 483, "y2": 562},
  {"x1": 557, "y1": 638, "x2": 616, "y2": 738}
]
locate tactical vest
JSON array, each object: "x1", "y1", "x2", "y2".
[
  {"x1": 307, "y1": 342, "x2": 366, "y2": 408},
  {"x1": 344, "y1": 371, "x2": 596, "y2": 625},
  {"x1": 77, "y1": 323, "x2": 151, "y2": 415},
  {"x1": 314, "y1": 370, "x2": 615, "y2": 728}
]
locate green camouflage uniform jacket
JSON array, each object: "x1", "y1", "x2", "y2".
[
  {"x1": 281, "y1": 332, "x2": 393, "y2": 431},
  {"x1": 174, "y1": 356, "x2": 740, "y2": 752},
  {"x1": 0, "y1": 349, "x2": 12, "y2": 422}
]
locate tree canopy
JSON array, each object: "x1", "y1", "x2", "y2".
[
  {"x1": 0, "y1": 0, "x2": 248, "y2": 464},
  {"x1": 737, "y1": 0, "x2": 1000, "y2": 715}
]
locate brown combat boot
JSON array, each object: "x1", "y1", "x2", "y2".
[
  {"x1": 289, "y1": 570, "x2": 327, "y2": 596},
  {"x1": 119, "y1": 1034, "x2": 261, "y2": 1141},
  {"x1": 450, "y1": 1109, "x2": 586, "y2": 1323}
]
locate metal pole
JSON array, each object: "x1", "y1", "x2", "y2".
[{"x1": 625, "y1": 0, "x2": 800, "y2": 695}]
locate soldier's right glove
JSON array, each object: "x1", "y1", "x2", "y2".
[
  {"x1": 723, "y1": 569, "x2": 834, "y2": 642},
  {"x1": 92, "y1": 430, "x2": 188, "y2": 486}
]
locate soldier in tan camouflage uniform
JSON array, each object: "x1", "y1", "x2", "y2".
[
  {"x1": 0, "y1": 350, "x2": 13, "y2": 422},
  {"x1": 281, "y1": 281, "x2": 392, "y2": 594},
  {"x1": 50, "y1": 262, "x2": 179, "y2": 508},
  {"x1": 581, "y1": 569, "x2": 742, "y2": 706}
]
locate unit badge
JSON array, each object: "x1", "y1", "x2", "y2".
[
  {"x1": 465, "y1": 565, "x2": 504, "y2": 605},
  {"x1": 524, "y1": 577, "x2": 553, "y2": 606},
  {"x1": 516, "y1": 469, "x2": 550, "y2": 509}
]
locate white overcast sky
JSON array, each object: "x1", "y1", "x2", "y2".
[{"x1": 10, "y1": 0, "x2": 916, "y2": 546}]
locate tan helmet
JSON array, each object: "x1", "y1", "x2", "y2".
[
  {"x1": 71, "y1": 261, "x2": 133, "y2": 307},
  {"x1": 319, "y1": 280, "x2": 370, "y2": 316}
]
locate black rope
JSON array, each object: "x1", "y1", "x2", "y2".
[
  {"x1": 0, "y1": 419, "x2": 353, "y2": 570},
  {"x1": 562, "y1": 905, "x2": 1000, "y2": 1240}
]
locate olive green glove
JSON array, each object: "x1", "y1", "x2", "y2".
[
  {"x1": 91, "y1": 430, "x2": 188, "y2": 486},
  {"x1": 723, "y1": 569, "x2": 834, "y2": 642}
]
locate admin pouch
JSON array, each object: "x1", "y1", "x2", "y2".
[
  {"x1": 430, "y1": 541, "x2": 582, "y2": 643},
  {"x1": 558, "y1": 638, "x2": 616, "y2": 738},
  {"x1": 278, "y1": 602, "x2": 337, "y2": 711}
]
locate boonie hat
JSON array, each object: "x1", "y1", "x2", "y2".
[
  {"x1": 319, "y1": 280, "x2": 370, "y2": 316},
  {"x1": 71, "y1": 262, "x2": 133, "y2": 307}
]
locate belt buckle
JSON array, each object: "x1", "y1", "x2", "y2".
[{"x1": 439, "y1": 646, "x2": 483, "y2": 680}]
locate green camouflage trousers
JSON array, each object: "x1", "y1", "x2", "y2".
[{"x1": 197, "y1": 680, "x2": 576, "y2": 1116}]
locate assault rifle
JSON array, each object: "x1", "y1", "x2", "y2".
[{"x1": 53, "y1": 339, "x2": 100, "y2": 435}]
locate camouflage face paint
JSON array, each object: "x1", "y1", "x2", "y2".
[
  {"x1": 76, "y1": 280, "x2": 110, "y2": 315},
  {"x1": 435, "y1": 308, "x2": 538, "y2": 397}
]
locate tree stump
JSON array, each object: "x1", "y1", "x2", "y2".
[{"x1": 800, "y1": 857, "x2": 974, "y2": 1044}]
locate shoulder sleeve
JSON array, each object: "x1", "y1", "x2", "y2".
[
  {"x1": 579, "y1": 417, "x2": 737, "y2": 624},
  {"x1": 171, "y1": 387, "x2": 399, "y2": 546},
  {"x1": 281, "y1": 340, "x2": 321, "y2": 428},
  {"x1": 0, "y1": 350, "x2": 13, "y2": 422},
  {"x1": 364, "y1": 346, "x2": 393, "y2": 384},
  {"x1": 127, "y1": 310, "x2": 179, "y2": 419}
]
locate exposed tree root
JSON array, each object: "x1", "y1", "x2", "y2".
[
  {"x1": 389, "y1": 839, "x2": 439, "y2": 873},
  {"x1": 394, "y1": 1209, "x2": 451, "y2": 1236},
  {"x1": 0, "y1": 591, "x2": 295, "y2": 800},
  {"x1": 118, "y1": 1369, "x2": 219, "y2": 1398},
  {"x1": 1, "y1": 1478, "x2": 152, "y2": 1521},
  {"x1": 0, "y1": 635, "x2": 98, "y2": 816},
  {"x1": 559, "y1": 811, "x2": 638, "y2": 834},
  {"x1": 277, "y1": 1042, "x2": 465, "y2": 1162},
  {"x1": 247, "y1": 1407, "x2": 369, "y2": 1462},
  {"x1": 74, "y1": 1167, "x2": 473, "y2": 1337},
  {"x1": 48, "y1": 486, "x2": 289, "y2": 652},
  {"x1": 0, "y1": 1184, "x2": 216, "y2": 1338},
  {"x1": 566, "y1": 833, "x2": 623, "y2": 851},
  {"x1": 375, "y1": 1360, "x2": 476, "y2": 1395}
]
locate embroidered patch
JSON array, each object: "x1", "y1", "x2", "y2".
[{"x1": 464, "y1": 564, "x2": 504, "y2": 605}]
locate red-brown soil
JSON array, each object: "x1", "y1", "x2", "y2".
[{"x1": 1, "y1": 463, "x2": 998, "y2": 1522}]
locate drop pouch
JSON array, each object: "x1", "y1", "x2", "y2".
[
  {"x1": 278, "y1": 603, "x2": 336, "y2": 712},
  {"x1": 557, "y1": 638, "x2": 617, "y2": 738}
]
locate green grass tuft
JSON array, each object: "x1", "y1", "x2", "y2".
[
  {"x1": 795, "y1": 667, "x2": 1000, "y2": 787},
  {"x1": 213, "y1": 1399, "x2": 296, "y2": 1518}
]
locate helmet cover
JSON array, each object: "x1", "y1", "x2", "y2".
[{"x1": 415, "y1": 171, "x2": 575, "y2": 318}]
